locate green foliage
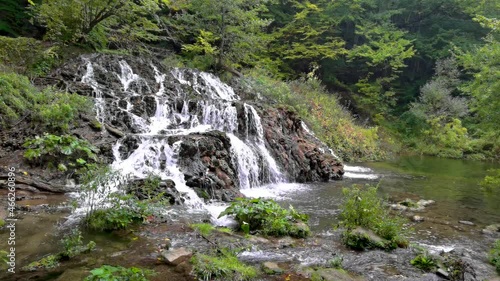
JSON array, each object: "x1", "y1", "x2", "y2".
[
  {"x1": 338, "y1": 185, "x2": 408, "y2": 250},
  {"x1": 171, "y1": 0, "x2": 270, "y2": 70},
  {"x1": 23, "y1": 133, "x2": 98, "y2": 173},
  {"x1": 490, "y1": 240, "x2": 500, "y2": 273},
  {"x1": 0, "y1": 36, "x2": 59, "y2": 76},
  {"x1": 328, "y1": 256, "x2": 343, "y2": 269},
  {"x1": 61, "y1": 229, "x2": 96, "y2": 259},
  {"x1": 481, "y1": 169, "x2": 500, "y2": 192},
  {"x1": 458, "y1": 15, "x2": 500, "y2": 158},
  {"x1": 191, "y1": 249, "x2": 257, "y2": 281},
  {"x1": 85, "y1": 265, "x2": 155, "y2": 281},
  {"x1": 31, "y1": 0, "x2": 163, "y2": 49},
  {"x1": 219, "y1": 197, "x2": 310, "y2": 238},
  {"x1": 0, "y1": 72, "x2": 92, "y2": 130},
  {"x1": 192, "y1": 223, "x2": 215, "y2": 237},
  {"x1": 411, "y1": 252, "x2": 437, "y2": 272},
  {"x1": 22, "y1": 254, "x2": 60, "y2": 271},
  {"x1": 22, "y1": 228, "x2": 96, "y2": 271},
  {"x1": 79, "y1": 166, "x2": 169, "y2": 231},
  {"x1": 409, "y1": 58, "x2": 468, "y2": 122},
  {"x1": 417, "y1": 118, "x2": 471, "y2": 158},
  {"x1": 0, "y1": 249, "x2": 8, "y2": 270},
  {"x1": 33, "y1": 88, "x2": 93, "y2": 133},
  {"x1": 241, "y1": 69, "x2": 387, "y2": 161}
]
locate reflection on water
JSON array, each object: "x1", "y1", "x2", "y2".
[{"x1": 271, "y1": 156, "x2": 500, "y2": 241}]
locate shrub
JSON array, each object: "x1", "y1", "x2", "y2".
[
  {"x1": 0, "y1": 72, "x2": 92, "y2": 131},
  {"x1": 411, "y1": 252, "x2": 437, "y2": 272},
  {"x1": 481, "y1": 169, "x2": 500, "y2": 192},
  {"x1": 0, "y1": 36, "x2": 59, "y2": 76},
  {"x1": 32, "y1": 88, "x2": 93, "y2": 133},
  {"x1": 219, "y1": 198, "x2": 310, "y2": 238},
  {"x1": 61, "y1": 229, "x2": 96, "y2": 259},
  {"x1": 490, "y1": 240, "x2": 500, "y2": 273},
  {"x1": 338, "y1": 185, "x2": 407, "y2": 250},
  {"x1": 84, "y1": 265, "x2": 155, "y2": 281},
  {"x1": 23, "y1": 133, "x2": 98, "y2": 173},
  {"x1": 191, "y1": 249, "x2": 257, "y2": 281},
  {"x1": 79, "y1": 166, "x2": 169, "y2": 231},
  {"x1": 418, "y1": 117, "x2": 471, "y2": 158}
]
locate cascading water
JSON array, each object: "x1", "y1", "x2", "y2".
[{"x1": 78, "y1": 58, "x2": 290, "y2": 220}]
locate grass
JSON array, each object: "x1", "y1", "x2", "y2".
[
  {"x1": 191, "y1": 249, "x2": 257, "y2": 281},
  {"x1": 192, "y1": 223, "x2": 215, "y2": 236}
]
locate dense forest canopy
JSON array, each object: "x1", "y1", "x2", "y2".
[{"x1": 0, "y1": 0, "x2": 499, "y2": 160}]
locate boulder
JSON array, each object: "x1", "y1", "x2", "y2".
[
  {"x1": 161, "y1": 247, "x2": 193, "y2": 266},
  {"x1": 262, "y1": 262, "x2": 284, "y2": 274}
]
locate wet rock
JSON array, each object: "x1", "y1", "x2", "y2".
[
  {"x1": 293, "y1": 221, "x2": 311, "y2": 237},
  {"x1": 316, "y1": 268, "x2": 359, "y2": 281},
  {"x1": 161, "y1": 247, "x2": 193, "y2": 265},
  {"x1": 436, "y1": 268, "x2": 449, "y2": 279},
  {"x1": 56, "y1": 269, "x2": 90, "y2": 281},
  {"x1": 412, "y1": 215, "x2": 425, "y2": 222},
  {"x1": 259, "y1": 106, "x2": 344, "y2": 182},
  {"x1": 262, "y1": 262, "x2": 284, "y2": 274},
  {"x1": 482, "y1": 224, "x2": 500, "y2": 235},
  {"x1": 248, "y1": 236, "x2": 270, "y2": 244},
  {"x1": 345, "y1": 227, "x2": 389, "y2": 250},
  {"x1": 277, "y1": 237, "x2": 296, "y2": 248},
  {"x1": 393, "y1": 198, "x2": 435, "y2": 212},
  {"x1": 458, "y1": 220, "x2": 475, "y2": 226}
]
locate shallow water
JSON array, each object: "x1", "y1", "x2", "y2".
[{"x1": 267, "y1": 155, "x2": 500, "y2": 241}]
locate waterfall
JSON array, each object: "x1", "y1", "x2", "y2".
[{"x1": 78, "y1": 58, "x2": 287, "y2": 216}]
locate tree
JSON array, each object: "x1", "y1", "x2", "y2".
[
  {"x1": 172, "y1": 0, "x2": 270, "y2": 70},
  {"x1": 458, "y1": 15, "x2": 500, "y2": 154},
  {"x1": 267, "y1": 0, "x2": 347, "y2": 75},
  {"x1": 409, "y1": 58, "x2": 468, "y2": 122},
  {"x1": 31, "y1": 0, "x2": 165, "y2": 49}
]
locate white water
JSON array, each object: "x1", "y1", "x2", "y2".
[
  {"x1": 343, "y1": 165, "x2": 379, "y2": 179},
  {"x1": 78, "y1": 60, "x2": 297, "y2": 222},
  {"x1": 81, "y1": 62, "x2": 106, "y2": 123}
]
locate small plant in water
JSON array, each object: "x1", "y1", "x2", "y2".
[
  {"x1": 338, "y1": 184, "x2": 408, "y2": 250},
  {"x1": 84, "y1": 265, "x2": 155, "y2": 281},
  {"x1": 218, "y1": 198, "x2": 310, "y2": 238},
  {"x1": 411, "y1": 252, "x2": 437, "y2": 271},
  {"x1": 191, "y1": 248, "x2": 257, "y2": 281}
]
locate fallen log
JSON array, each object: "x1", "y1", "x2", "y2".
[{"x1": 0, "y1": 174, "x2": 68, "y2": 193}]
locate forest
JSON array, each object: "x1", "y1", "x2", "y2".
[
  {"x1": 1, "y1": 1, "x2": 500, "y2": 281},
  {"x1": 1, "y1": 0, "x2": 499, "y2": 162}
]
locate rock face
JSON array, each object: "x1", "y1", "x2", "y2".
[
  {"x1": 260, "y1": 106, "x2": 343, "y2": 182},
  {"x1": 48, "y1": 53, "x2": 343, "y2": 200}
]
